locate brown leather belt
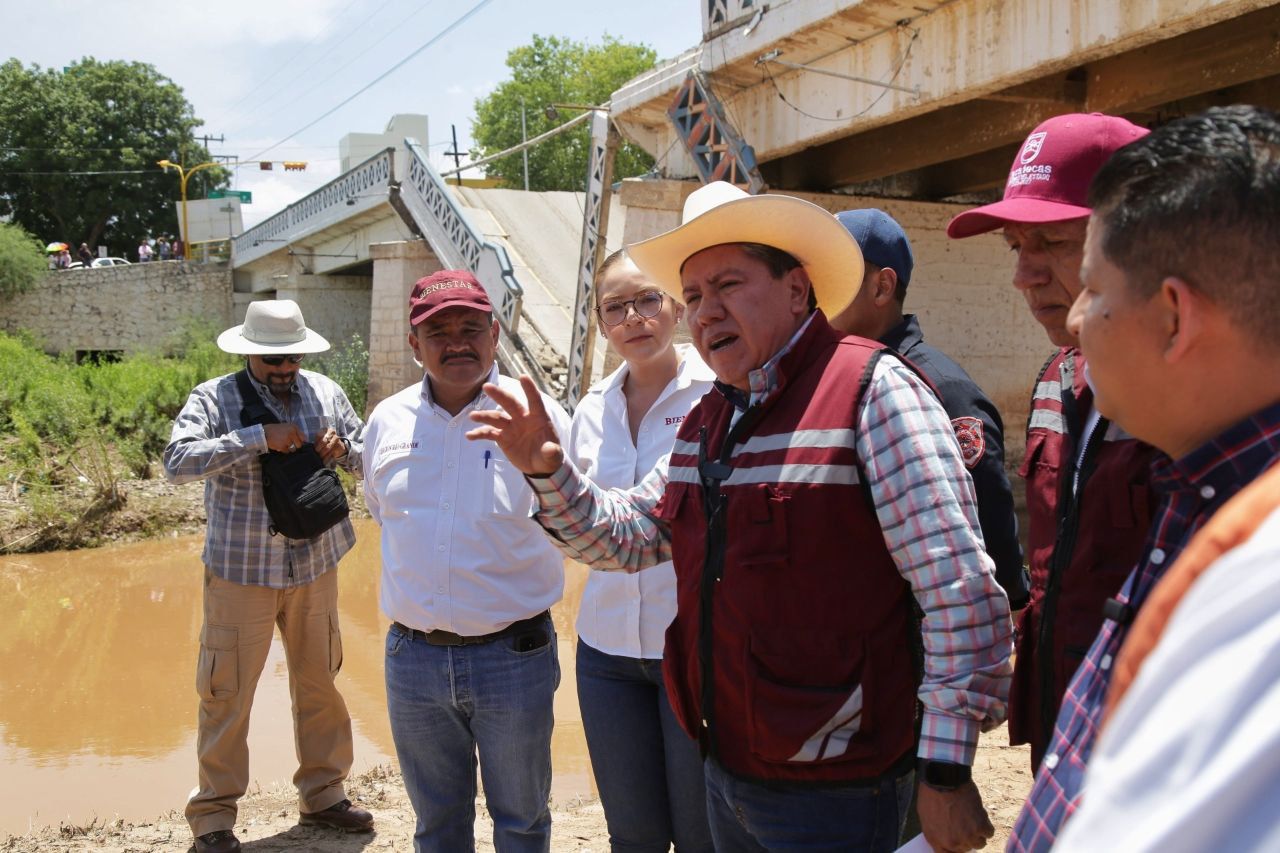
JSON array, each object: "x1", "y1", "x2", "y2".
[{"x1": 392, "y1": 611, "x2": 549, "y2": 647}]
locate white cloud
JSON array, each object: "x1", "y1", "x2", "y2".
[{"x1": 38, "y1": 0, "x2": 350, "y2": 49}]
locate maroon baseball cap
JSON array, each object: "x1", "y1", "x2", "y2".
[
  {"x1": 947, "y1": 113, "x2": 1150, "y2": 239},
  {"x1": 409, "y1": 270, "x2": 492, "y2": 325}
]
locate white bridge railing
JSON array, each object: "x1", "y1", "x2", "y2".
[
  {"x1": 230, "y1": 140, "x2": 572, "y2": 397},
  {"x1": 231, "y1": 148, "x2": 395, "y2": 267},
  {"x1": 399, "y1": 138, "x2": 565, "y2": 394}
]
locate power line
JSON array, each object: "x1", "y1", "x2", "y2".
[
  {"x1": 0, "y1": 146, "x2": 168, "y2": 153},
  {"x1": 245, "y1": 0, "x2": 496, "y2": 163},
  {"x1": 0, "y1": 169, "x2": 163, "y2": 176},
  {"x1": 762, "y1": 26, "x2": 920, "y2": 123},
  {"x1": 220, "y1": 0, "x2": 367, "y2": 116},
  {"x1": 227, "y1": 0, "x2": 408, "y2": 126},
  {"x1": 239, "y1": 0, "x2": 442, "y2": 128}
]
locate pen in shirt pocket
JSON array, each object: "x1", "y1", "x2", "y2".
[{"x1": 483, "y1": 450, "x2": 491, "y2": 469}]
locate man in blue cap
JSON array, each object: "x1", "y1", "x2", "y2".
[{"x1": 832, "y1": 209, "x2": 1028, "y2": 611}]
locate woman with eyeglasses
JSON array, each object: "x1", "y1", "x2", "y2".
[{"x1": 567, "y1": 250, "x2": 715, "y2": 853}]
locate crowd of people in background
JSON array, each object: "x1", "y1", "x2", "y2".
[
  {"x1": 137, "y1": 234, "x2": 182, "y2": 261},
  {"x1": 160, "y1": 103, "x2": 1280, "y2": 853},
  {"x1": 45, "y1": 233, "x2": 185, "y2": 269}
]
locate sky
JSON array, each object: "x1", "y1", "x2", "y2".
[{"x1": 3, "y1": 0, "x2": 703, "y2": 227}]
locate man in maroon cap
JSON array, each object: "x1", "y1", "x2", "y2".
[
  {"x1": 361, "y1": 270, "x2": 572, "y2": 852},
  {"x1": 947, "y1": 113, "x2": 1157, "y2": 771}
]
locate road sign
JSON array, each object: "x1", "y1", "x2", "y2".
[{"x1": 209, "y1": 189, "x2": 252, "y2": 203}]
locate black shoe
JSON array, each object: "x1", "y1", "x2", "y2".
[
  {"x1": 193, "y1": 829, "x2": 241, "y2": 853},
  {"x1": 299, "y1": 798, "x2": 374, "y2": 832}
]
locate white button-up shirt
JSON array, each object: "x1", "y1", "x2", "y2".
[
  {"x1": 363, "y1": 366, "x2": 572, "y2": 635},
  {"x1": 567, "y1": 344, "x2": 715, "y2": 658}
]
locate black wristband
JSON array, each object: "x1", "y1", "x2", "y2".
[{"x1": 919, "y1": 760, "x2": 972, "y2": 791}]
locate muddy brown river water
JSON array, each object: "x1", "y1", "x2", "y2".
[{"x1": 0, "y1": 519, "x2": 594, "y2": 836}]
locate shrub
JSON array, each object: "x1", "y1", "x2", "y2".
[
  {"x1": 0, "y1": 222, "x2": 47, "y2": 299},
  {"x1": 0, "y1": 329, "x2": 237, "y2": 488},
  {"x1": 311, "y1": 332, "x2": 370, "y2": 415}
]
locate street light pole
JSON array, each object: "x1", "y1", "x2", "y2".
[
  {"x1": 157, "y1": 159, "x2": 222, "y2": 257},
  {"x1": 520, "y1": 98, "x2": 530, "y2": 191}
]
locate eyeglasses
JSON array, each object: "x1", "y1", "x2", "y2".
[
  {"x1": 597, "y1": 291, "x2": 666, "y2": 327},
  {"x1": 259, "y1": 354, "x2": 304, "y2": 366}
]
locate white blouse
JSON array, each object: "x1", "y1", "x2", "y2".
[{"x1": 567, "y1": 344, "x2": 716, "y2": 659}]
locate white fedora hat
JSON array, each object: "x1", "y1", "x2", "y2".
[
  {"x1": 217, "y1": 299, "x2": 331, "y2": 355},
  {"x1": 627, "y1": 182, "x2": 864, "y2": 314}
]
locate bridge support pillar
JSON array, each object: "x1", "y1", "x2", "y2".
[
  {"x1": 368, "y1": 240, "x2": 441, "y2": 412},
  {"x1": 275, "y1": 275, "x2": 373, "y2": 357}
]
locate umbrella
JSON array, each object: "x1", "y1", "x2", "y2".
[{"x1": 45, "y1": 242, "x2": 68, "y2": 253}]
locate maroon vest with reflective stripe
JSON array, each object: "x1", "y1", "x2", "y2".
[
  {"x1": 657, "y1": 316, "x2": 917, "y2": 783},
  {"x1": 1009, "y1": 347, "x2": 1156, "y2": 766}
]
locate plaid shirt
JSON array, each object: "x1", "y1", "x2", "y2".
[
  {"x1": 532, "y1": 315, "x2": 1013, "y2": 765},
  {"x1": 1009, "y1": 401, "x2": 1280, "y2": 851},
  {"x1": 163, "y1": 368, "x2": 365, "y2": 588}
]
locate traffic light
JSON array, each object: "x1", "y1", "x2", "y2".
[
  {"x1": 283, "y1": 161, "x2": 307, "y2": 172},
  {"x1": 260, "y1": 161, "x2": 272, "y2": 170}
]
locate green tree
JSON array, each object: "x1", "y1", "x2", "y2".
[
  {"x1": 0, "y1": 58, "x2": 227, "y2": 255},
  {"x1": 0, "y1": 221, "x2": 47, "y2": 299},
  {"x1": 471, "y1": 35, "x2": 658, "y2": 191}
]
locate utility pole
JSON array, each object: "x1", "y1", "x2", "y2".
[
  {"x1": 520, "y1": 99, "x2": 530, "y2": 191},
  {"x1": 444, "y1": 125, "x2": 465, "y2": 186},
  {"x1": 180, "y1": 133, "x2": 226, "y2": 200}
]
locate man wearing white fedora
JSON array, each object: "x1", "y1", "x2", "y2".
[
  {"x1": 469, "y1": 182, "x2": 1012, "y2": 852},
  {"x1": 164, "y1": 300, "x2": 372, "y2": 853}
]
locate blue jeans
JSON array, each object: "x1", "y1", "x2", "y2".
[
  {"x1": 703, "y1": 758, "x2": 913, "y2": 853},
  {"x1": 384, "y1": 617, "x2": 559, "y2": 853},
  {"x1": 576, "y1": 639, "x2": 714, "y2": 853}
]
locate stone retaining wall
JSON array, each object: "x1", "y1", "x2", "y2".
[{"x1": 0, "y1": 261, "x2": 233, "y2": 355}]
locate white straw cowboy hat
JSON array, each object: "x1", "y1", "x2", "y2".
[
  {"x1": 627, "y1": 181, "x2": 864, "y2": 313},
  {"x1": 216, "y1": 299, "x2": 331, "y2": 355}
]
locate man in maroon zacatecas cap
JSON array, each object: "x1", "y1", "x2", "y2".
[{"x1": 947, "y1": 114, "x2": 1159, "y2": 772}]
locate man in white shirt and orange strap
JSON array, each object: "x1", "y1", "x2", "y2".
[{"x1": 362, "y1": 270, "x2": 572, "y2": 853}]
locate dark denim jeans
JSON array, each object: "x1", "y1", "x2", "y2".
[
  {"x1": 703, "y1": 757, "x2": 913, "y2": 852},
  {"x1": 385, "y1": 618, "x2": 559, "y2": 853},
  {"x1": 576, "y1": 638, "x2": 714, "y2": 852}
]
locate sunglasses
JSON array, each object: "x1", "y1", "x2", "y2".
[
  {"x1": 597, "y1": 291, "x2": 666, "y2": 327},
  {"x1": 259, "y1": 354, "x2": 305, "y2": 366}
]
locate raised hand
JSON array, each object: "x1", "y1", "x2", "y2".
[{"x1": 466, "y1": 375, "x2": 564, "y2": 476}]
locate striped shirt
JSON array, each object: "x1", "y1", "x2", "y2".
[
  {"x1": 1009, "y1": 401, "x2": 1280, "y2": 851},
  {"x1": 531, "y1": 320, "x2": 1012, "y2": 766},
  {"x1": 162, "y1": 368, "x2": 364, "y2": 588}
]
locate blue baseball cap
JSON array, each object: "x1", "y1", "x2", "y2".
[{"x1": 835, "y1": 209, "x2": 914, "y2": 288}]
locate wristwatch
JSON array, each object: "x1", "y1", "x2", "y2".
[{"x1": 919, "y1": 760, "x2": 972, "y2": 791}]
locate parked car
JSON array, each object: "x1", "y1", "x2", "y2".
[{"x1": 67, "y1": 257, "x2": 132, "y2": 270}]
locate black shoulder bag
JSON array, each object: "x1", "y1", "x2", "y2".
[{"x1": 235, "y1": 370, "x2": 350, "y2": 539}]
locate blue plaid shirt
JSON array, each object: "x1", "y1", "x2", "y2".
[
  {"x1": 1009, "y1": 401, "x2": 1280, "y2": 851},
  {"x1": 163, "y1": 367, "x2": 365, "y2": 588}
]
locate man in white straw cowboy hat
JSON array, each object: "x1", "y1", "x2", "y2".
[
  {"x1": 468, "y1": 182, "x2": 1013, "y2": 852},
  {"x1": 163, "y1": 300, "x2": 372, "y2": 853}
]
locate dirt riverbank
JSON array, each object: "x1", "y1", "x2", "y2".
[
  {"x1": 1, "y1": 728, "x2": 1031, "y2": 851},
  {"x1": 0, "y1": 474, "x2": 368, "y2": 555}
]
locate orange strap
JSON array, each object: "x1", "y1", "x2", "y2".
[{"x1": 1103, "y1": 460, "x2": 1280, "y2": 728}]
